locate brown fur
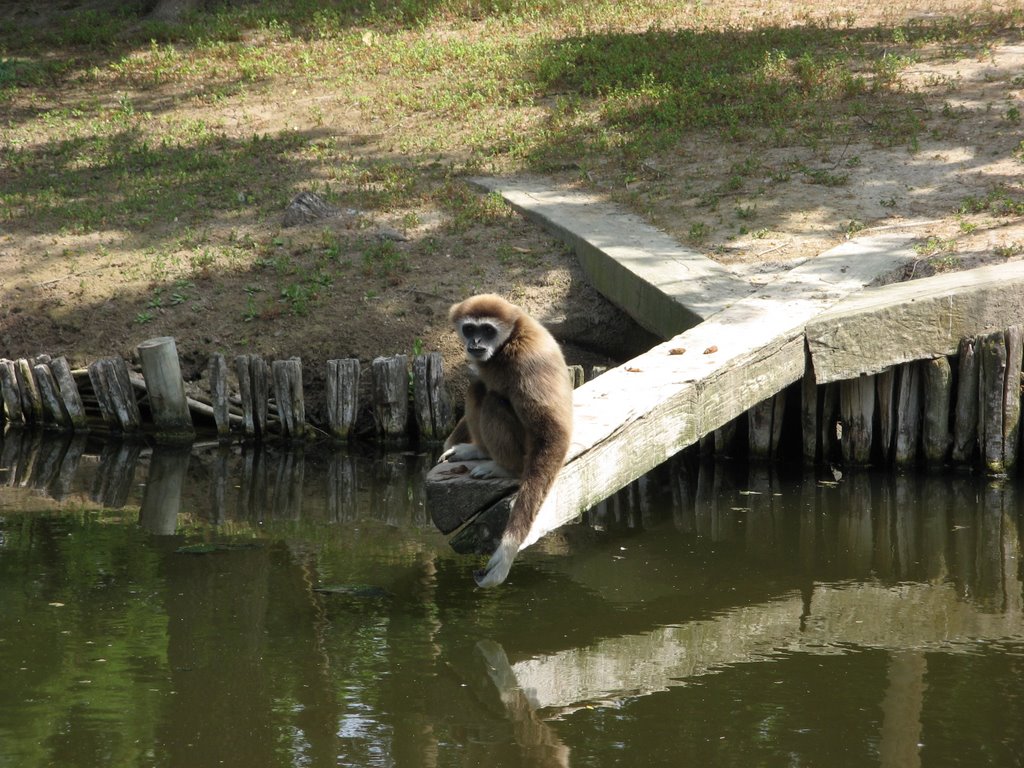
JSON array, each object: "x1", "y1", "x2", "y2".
[{"x1": 444, "y1": 294, "x2": 573, "y2": 586}]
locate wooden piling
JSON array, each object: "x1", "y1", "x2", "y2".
[
  {"x1": 411, "y1": 352, "x2": 454, "y2": 442},
  {"x1": 87, "y1": 357, "x2": 142, "y2": 433},
  {"x1": 137, "y1": 337, "x2": 194, "y2": 440},
  {"x1": 235, "y1": 354, "x2": 270, "y2": 439},
  {"x1": 567, "y1": 364, "x2": 585, "y2": 389},
  {"x1": 0, "y1": 359, "x2": 24, "y2": 424},
  {"x1": 326, "y1": 358, "x2": 360, "y2": 440},
  {"x1": 921, "y1": 357, "x2": 953, "y2": 466},
  {"x1": 951, "y1": 337, "x2": 979, "y2": 464},
  {"x1": 840, "y1": 375, "x2": 875, "y2": 465},
  {"x1": 748, "y1": 391, "x2": 785, "y2": 460},
  {"x1": 978, "y1": 327, "x2": 1023, "y2": 474},
  {"x1": 875, "y1": 367, "x2": 897, "y2": 464},
  {"x1": 271, "y1": 358, "x2": 306, "y2": 440},
  {"x1": 208, "y1": 354, "x2": 231, "y2": 439},
  {"x1": 50, "y1": 357, "x2": 88, "y2": 431},
  {"x1": 15, "y1": 359, "x2": 43, "y2": 424},
  {"x1": 893, "y1": 362, "x2": 923, "y2": 467},
  {"x1": 371, "y1": 355, "x2": 408, "y2": 442},
  {"x1": 32, "y1": 363, "x2": 70, "y2": 429},
  {"x1": 801, "y1": 364, "x2": 819, "y2": 464}
]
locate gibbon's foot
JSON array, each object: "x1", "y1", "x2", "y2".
[
  {"x1": 474, "y1": 538, "x2": 517, "y2": 587},
  {"x1": 469, "y1": 460, "x2": 518, "y2": 480},
  {"x1": 438, "y1": 442, "x2": 488, "y2": 463}
]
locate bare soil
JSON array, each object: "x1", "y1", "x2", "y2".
[{"x1": 2, "y1": 3, "x2": 1022, "y2": 432}]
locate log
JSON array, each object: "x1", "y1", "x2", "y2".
[
  {"x1": 137, "y1": 336, "x2": 194, "y2": 439},
  {"x1": 87, "y1": 357, "x2": 142, "y2": 433},
  {"x1": 840, "y1": 375, "x2": 875, "y2": 465},
  {"x1": 271, "y1": 358, "x2": 306, "y2": 440},
  {"x1": 50, "y1": 357, "x2": 88, "y2": 430},
  {"x1": 326, "y1": 358, "x2": 360, "y2": 440},
  {"x1": 808, "y1": 260, "x2": 1024, "y2": 383},
  {"x1": 567, "y1": 365, "x2": 585, "y2": 388},
  {"x1": 951, "y1": 337, "x2": 979, "y2": 464},
  {"x1": 208, "y1": 353, "x2": 231, "y2": 439},
  {"x1": 372, "y1": 355, "x2": 408, "y2": 441},
  {"x1": 894, "y1": 362, "x2": 922, "y2": 467},
  {"x1": 32, "y1": 363, "x2": 70, "y2": 429},
  {"x1": 235, "y1": 354, "x2": 271, "y2": 439},
  {"x1": 921, "y1": 357, "x2": 952, "y2": 466},
  {"x1": 0, "y1": 359, "x2": 23, "y2": 424},
  {"x1": 978, "y1": 330, "x2": 1008, "y2": 474},
  {"x1": 15, "y1": 358, "x2": 43, "y2": 424}
]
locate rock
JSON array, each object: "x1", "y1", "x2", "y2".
[{"x1": 282, "y1": 191, "x2": 339, "y2": 227}]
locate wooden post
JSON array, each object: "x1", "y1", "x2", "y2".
[
  {"x1": 567, "y1": 365, "x2": 585, "y2": 388},
  {"x1": 875, "y1": 367, "x2": 897, "y2": 463},
  {"x1": 921, "y1": 357, "x2": 953, "y2": 466},
  {"x1": 326, "y1": 358, "x2": 360, "y2": 440},
  {"x1": 0, "y1": 359, "x2": 25, "y2": 425},
  {"x1": 88, "y1": 357, "x2": 142, "y2": 433},
  {"x1": 951, "y1": 337, "x2": 979, "y2": 464},
  {"x1": 372, "y1": 355, "x2": 408, "y2": 441},
  {"x1": 272, "y1": 358, "x2": 306, "y2": 440},
  {"x1": 748, "y1": 392, "x2": 785, "y2": 460},
  {"x1": 137, "y1": 337, "x2": 194, "y2": 440},
  {"x1": 235, "y1": 354, "x2": 271, "y2": 439},
  {"x1": 978, "y1": 327, "x2": 1023, "y2": 474},
  {"x1": 208, "y1": 353, "x2": 231, "y2": 439},
  {"x1": 840, "y1": 375, "x2": 875, "y2": 465},
  {"x1": 32, "y1": 363, "x2": 70, "y2": 430},
  {"x1": 819, "y1": 382, "x2": 840, "y2": 464},
  {"x1": 412, "y1": 352, "x2": 454, "y2": 443},
  {"x1": 50, "y1": 357, "x2": 88, "y2": 431},
  {"x1": 894, "y1": 362, "x2": 922, "y2": 467},
  {"x1": 15, "y1": 359, "x2": 43, "y2": 424},
  {"x1": 801, "y1": 363, "x2": 819, "y2": 464}
]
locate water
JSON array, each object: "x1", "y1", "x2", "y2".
[{"x1": 1, "y1": 432, "x2": 1022, "y2": 768}]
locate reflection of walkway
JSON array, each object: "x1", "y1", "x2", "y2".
[{"x1": 489, "y1": 579, "x2": 1024, "y2": 714}]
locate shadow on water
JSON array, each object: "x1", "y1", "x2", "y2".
[{"x1": 1, "y1": 429, "x2": 1023, "y2": 768}]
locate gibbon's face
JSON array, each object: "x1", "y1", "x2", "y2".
[{"x1": 457, "y1": 316, "x2": 509, "y2": 362}]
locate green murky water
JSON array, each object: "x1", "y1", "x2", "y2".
[{"x1": 1, "y1": 433, "x2": 1022, "y2": 768}]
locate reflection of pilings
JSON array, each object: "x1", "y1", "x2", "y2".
[
  {"x1": 209, "y1": 445, "x2": 231, "y2": 524},
  {"x1": 50, "y1": 435, "x2": 88, "y2": 501},
  {"x1": 90, "y1": 440, "x2": 143, "y2": 508},
  {"x1": 236, "y1": 445, "x2": 270, "y2": 522},
  {"x1": 139, "y1": 445, "x2": 191, "y2": 534},
  {"x1": 327, "y1": 450, "x2": 358, "y2": 522},
  {"x1": 271, "y1": 448, "x2": 305, "y2": 519}
]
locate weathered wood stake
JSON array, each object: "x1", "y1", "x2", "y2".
[
  {"x1": 372, "y1": 355, "x2": 409, "y2": 441},
  {"x1": 32, "y1": 364, "x2": 70, "y2": 429},
  {"x1": 951, "y1": 337, "x2": 978, "y2": 464},
  {"x1": 326, "y1": 358, "x2": 360, "y2": 441},
  {"x1": 137, "y1": 337, "x2": 194, "y2": 440},
  {"x1": 921, "y1": 357, "x2": 952, "y2": 466},
  {"x1": 0, "y1": 359, "x2": 24, "y2": 424},
  {"x1": 412, "y1": 352, "x2": 455, "y2": 442},
  {"x1": 50, "y1": 357, "x2": 88, "y2": 431},
  {"x1": 15, "y1": 359, "x2": 43, "y2": 424},
  {"x1": 271, "y1": 358, "x2": 306, "y2": 440},
  {"x1": 876, "y1": 368, "x2": 897, "y2": 463},
  {"x1": 840, "y1": 375, "x2": 875, "y2": 465},
  {"x1": 894, "y1": 362, "x2": 922, "y2": 467},
  {"x1": 208, "y1": 353, "x2": 231, "y2": 439},
  {"x1": 748, "y1": 391, "x2": 785, "y2": 460},
  {"x1": 801, "y1": 363, "x2": 818, "y2": 464},
  {"x1": 87, "y1": 357, "x2": 142, "y2": 433}
]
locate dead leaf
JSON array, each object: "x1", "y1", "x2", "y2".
[
  {"x1": 703, "y1": 345, "x2": 718, "y2": 354},
  {"x1": 668, "y1": 347, "x2": 686, "y2": 355},
  {"x1": 625, "y1": 366, "x2": 642, "y2": 372}
]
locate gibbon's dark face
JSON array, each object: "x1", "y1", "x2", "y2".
[{"x1": 458, "y1": 317, "x2": 507, "y2": 362}]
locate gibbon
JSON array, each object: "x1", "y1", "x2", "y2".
[{"x1": 439, "y1": 294, "x2": 573, "y2": 587}]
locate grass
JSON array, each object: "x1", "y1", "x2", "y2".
[{"x1": 1, "y1": 0, "x2": 1022, "y2": 337}]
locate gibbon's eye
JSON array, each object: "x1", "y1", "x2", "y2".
[
  {"x1": 462, "y1": 322, "x2": 479, "y2": 339},
  {"x1": 479, "y1": 323, "x2": 497, "y2": 341}
]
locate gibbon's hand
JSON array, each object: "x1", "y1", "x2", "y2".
[{"x1": 437, "y1": 442, "x2": 489, "y2": 464}]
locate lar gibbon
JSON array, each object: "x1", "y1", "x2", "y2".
[{"x1": 439, "y1": 294, "x2": 573, "y2": 587}]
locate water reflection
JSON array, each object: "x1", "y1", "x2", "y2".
[{"x1": 1, "y1": 432, "x2": 1023, "y2": 767}]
